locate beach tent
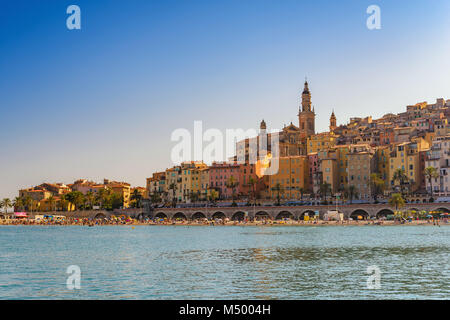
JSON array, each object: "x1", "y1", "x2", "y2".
[{"x1": 14, "y1": 212, "x2": 28, "y2": 218}]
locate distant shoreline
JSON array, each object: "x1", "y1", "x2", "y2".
[{"x1": 1, "y1": 220, "x2": 447, "y2": 227}]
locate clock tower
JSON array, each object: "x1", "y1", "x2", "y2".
[{"x1": 298, "y1": 80, "x2": 316, "y2": 140}]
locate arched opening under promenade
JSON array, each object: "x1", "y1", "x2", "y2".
[
  {"x1": 173, "y1": 212, "x2": 187, "y2": 220},
  {"x1": 212, "y1": 212, "x2": 226, "y2": 220},
  {"x1": 155, "y1": 212, "x2": 168, "y2": 219},
  {"x1": 275, "y1": 211, "x2": 294, "y2": 220},
  {"x1": 94, "y1": 213, "x2": 106, "y2": 219},
  {"x1": 376, "y1": 209, "x2": 394, "y2": 219},
  {"x1": 350, "y1": 209, "x2": 369, "y2": 220},
  {"x1": 192, "y1": 212, "x2": 207, "y2": 220},
  {"x1": 231, "y1": 211, "x2": 245, "y2": 221},
  {"x1": 300, "y1": 210, "x2": 315, "y2": 220},
  {"x1": 255, "y1": 211, "x2": 270, "y2": 221}
]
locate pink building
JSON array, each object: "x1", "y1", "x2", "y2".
[
  {"x1": 308, "y1": 153, "x2": 320, "y2": 194},
  {"x1": 209, "y1": 162, "x2": 240, "y2": 199}
]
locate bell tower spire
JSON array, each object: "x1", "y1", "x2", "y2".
[
  {"x1": 301, "y1": 80, "x2": 312, "y2": 112},
  {"x1": 298, "y1": 78, "x2": 316, "y2": 140},
  {"x1": 330, "y1": 109, "x2": 337, "y2": 132}
]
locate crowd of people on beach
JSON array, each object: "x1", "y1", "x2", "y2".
[{"x1": 0, "y1": 215, "x2": 446, "y2": 226}]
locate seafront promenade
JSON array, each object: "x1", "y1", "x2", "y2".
[
  {"x1": 5, "y1": 202, "x2": 449, "y2": 221},
  {"x1": 150, "y1": 203, "x2": 450, "y2": 221}
]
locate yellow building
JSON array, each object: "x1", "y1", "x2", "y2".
[
  {"x1": 333, "y1": 145, "x2": 351, "y2": 189},
  {"x1": 146, "y1": 172, "x2": 167, "y2": 198},
  {"x1": 375, "y1": 145, "x2": 390, "y2": 189},
  {"x1": 19, "y1": 188, "x2": 51, "y2": 201},
  {"x1": 199, "y1": 167, "x2": 210, "y2": 200},
  {"x1": 388, "y1": 139, "x2": 429, "y2": 192},
  {"x1": 39, "y1": 197, "x2": 75, "y2": 212},
  {"x1": 180, "y1": 161, "x2": 207, "y2": 202},
  {"x1": 19, "y1": 187, "x2": 75, "y2": 212},
  {"x1": 307, "y1": 132, "x2": 337, "y2": 155},
  {"x1": 268, "y1": 156, "x2": 309, "y2": 200},
  {"x1": 165, "y1": 166, "x2": 182, "y2": 202},
  {"x1": 321, "y1": 157, "x2": 338, "y2": 193},
  {"x1": 347, "y1": 144, "x2": 376, "y2": 201},
  {"x1": 108, "y1": 182, "x2": 131, "y2": 208}
]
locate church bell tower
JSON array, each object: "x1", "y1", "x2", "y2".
[{"x1": 298, "y1": 80, "x2": 316, "y2": 140}]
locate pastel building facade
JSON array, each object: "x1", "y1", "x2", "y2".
[
  {"x1": 268, "y1": 156, "x2": 309, "y2": 200},
  {"x1": 425, "y1": 135, "x2": 450, "y2": 195},
  {"x1": 209, "y1": 162, "x2": 240, "y2": 199}
]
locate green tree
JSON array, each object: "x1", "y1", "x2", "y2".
[
  {"x1": 189, "y1": 190, "x2": 200, "y2": 204},
  {"x1": 392, "y1": 168, "x2": 409, "y2": 196},
  {"x1": 1, "y1": 198, "x2": 12, "y2": 215},
  {"x1": 389, "y1": 193, "x2": 405, "y2": 211},
  {"x1": 23, "y1": 196, "x2": 33, "y2": 212},
  {"x1": 150, "y1": 192, "x2": 162, "y2": 205},
  {"x1": 59, "y1": 194, "x2": 67, "y2": 211},
  {"x1": 424, "y1": 166, "x2": 439, "y2": 198},
  {"x1": 85, "y1": 191, "x2": 95, "y2": 210},
  {"x1": 271, "y1": 183, "x2": 284, "y2": 206},
  {"x1": 208, "y1": 189, "x2": 219, "y2": 204},
  {"x1": 130, "y1": 189, "x2": 143, "y2": 208},
  {"x1": 13, "y1": 197, "x2": 24, "y2": 211},
  {"x1": 168, "y1": 183, "x2": 178, "y2": 208},
  {"x1": 346, "y1": 185, "x2": 358, "y2": 204},
  {"x1": 247, "y1": 177, "x2": 257, "y2": 206},
  {"x1": 47, "y1": 195, "x2": 56, "y2": 212},
  {"x1": 299, "y1": 187, "x2": 305, "y2": 202},
  {"x1": 65, "y1": 191, "x2": 84, "y2": 211},
  {"x1": 96, "y1": 188, "x2": 112, "y2": 209},
  {"x1": 111, "y1": 193, "x2": 124, "y2": 209},
  {"x1": 225, "y1": 176, "x2": 239, "y2": 205},
  {"x1": 319, "y1": 182, "x2": 332, "y2": 202},
  {"x1": 370, "y1": 173, "x2": 385, "y2": 202}
]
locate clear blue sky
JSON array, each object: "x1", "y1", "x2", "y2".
[{"x1": 1, "y1": 0, "x2": 449, "y2": 199}]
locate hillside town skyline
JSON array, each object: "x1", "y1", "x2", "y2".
[{"x1": 4, "y1": 81, "x2": 449, "y2": 214}]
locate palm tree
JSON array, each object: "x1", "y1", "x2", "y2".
[
  {"x1": 65, "y1": 191, "x2": 84, "y2": 211},
  {"x1": 347, "y1": 185, "x2": 358, "y2": 204},
  {"x1": 271, "y1": 183, "x2": 284, "y2": 206},
  {"x1": 13, "y1": 197, "x2": 24, "y2": 211},
  {"x1": 85, "y1": 191, "x2": 95, "y2": 210},
  {"x1": 47, "y1": 195, "x2": 56, "y2": 212},
  {"x1": 389, "y1": 193, "x2": 405, "y2": 220},
  {"x1": 1, "y1": 198, "x2": 12, "y2": 215},
  {"x1": 59, "y1": 194, "x2": 67, "y2": 211},
  {"x1": 370, "y1": 173, "x2": 385, "y2": 202},
  {"x1": 424, "y1": 167, "x2": 439, "y2": 198},
  {"x1": 23, "y1": 196, "x2": 32, "y2": 212},
  {"x1": 299, "y1": 187, "x2": 305, "y2": 202},
  {"x1": 150, "y1": 191, "x2": 162, "y2": 205},
  {"x1": 225, "y1": 176, "x2": 239, "y2": 205},
  {"x1": 393, "y1": 168, "x2": 409, "y2": 195},
  {"x1": 208, "y1": 189, "x2": 218, "y2": 204},
  {"x1": 389, "y1": 193, "x2": 405, "y2": 211},
  {"x1": 189, "y1": 190, "x2": 200, "y2": 204},
  {"x1": 130, "y1": 189, "x2": 143, "y2": 208},
  {"x1": 168, "y1": 183, "x2": 178, "y2": 208},
  {"x1": 247, "y1": 177, "x2": 257, "y2": 206},
  {"x1": 319, "y1": 182, "x2": 332, "y2": 202},
  {"x1": 97, "y1": 188, "x2": 112, "y2": 209}
]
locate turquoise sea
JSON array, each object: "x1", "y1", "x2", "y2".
[{"x1": 0, "y1": 225, "x2": 448, "y2": 299}]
